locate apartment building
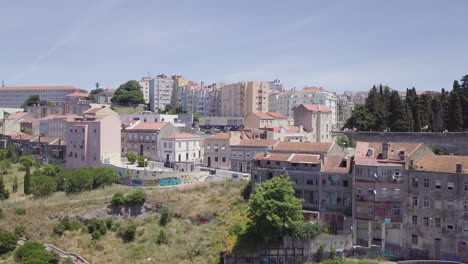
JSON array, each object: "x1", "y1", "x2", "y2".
[
  {"x1": 271, "y1": 141, "x2": 344, "y2": 156},
  {"x1": 39, "y1": 115, "x2": 79, "y2": 138},
  {"x1": 352, "y1": 141, "x2": 433, "y2": 251},
  {"x1": 272, "y1": 87, "x2": 338, "y2": 128},
  {"x1": 149, "y1": 74, "x2": 175, "y2": 112},
  {"x1": 121, "y1": 121, "x2": 177, "y2": 161},
  {"x1": 139, "y1": 77, "x2": 151, "y2": 104},
  {"x1": 251, "y1": 152, "x2": 353, "y2": 234},
  {"x1": 120, "y1": 112, "x2": 193, "y2": 129},
  {"x1": 158, "y1": 133, "x2": 203, "y2": 164},
  {"x1": 204, "y1": 132, "x2": 242, "y2": 169},
  {"x1": 198, "y1": 116, "x2": 244, "y2": 130},
  {"x1": 293, "y1": 104, "x2": 333, "y2": 142},
  {"x1": 407, "y1": 155, "x2": 468, "y2": 262},
  {"x1": 220, "y1": 81, "x2": 269, "y2": 117},
  {"x1": 244, "y1": 112, "x2": 290, "y2": 129},
  {"x1": 230, "y1": 139, "x2": 278, "y2": 173},
  {"x1": 95, "y1": 89, "x2": 115, "y2": 104},
  {"x1": 0, "y1": 86, "x2": 87, "y2": 108},
  {"x1": 83, "y1": 106, "x2": 119, "y2": 118},
  {"x1": 171, "y1": 75, "x2": 191, "y2": 107},
  {"x1": 65, "y1": 115, "x2": 121, "y2": 170}
]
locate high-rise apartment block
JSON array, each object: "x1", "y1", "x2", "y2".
[
  {"x1": 220, "y1": 81, "x2": 269, "y2": 117},
  {"x1": 0, "y1": 86, "x2": 87, "y2": 108}
]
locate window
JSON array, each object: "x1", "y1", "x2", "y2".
[
  {"x1": 232, "y1": 152, "x2": 236, "y2": 157},
  {"x1": 343, "y1": 180, "x2": 348, "y2": 187},
  {"x1": 381, "y1": 188, "x2": 387, "y2": 196},
  {"x1": 411, "y1": 235, "x2": 418, "y2": 245},
  {"x1": 307, "y1": 179, "x2": 314, "y2": 185},
  {"x1": 412, "y1": 215, "x2": 418, "y2": 224},
  {"x1": 178, "y1": 142, "x2": 181, "y2": 148},
  {"x1": 368, "y1": 188, "x2": 375, "y2": 195},
  {"x1": 368, "y1": 206, "x2": 374, "y2": 216},
  {"x1": 393, "y1": 188, "x2": 400, "y2": 197},
  {"x1": 215, "y1": 157, "x2": 218, "y2": 162},
  {"x1": 464, "y1": 223, "x2": 468, "y2": 232},
  {"x1": 164, "y1": 142, "x2": 167, "y2": 148},
  {"x1": 423, "y1": 179, "x2": 430, "y2": 188},
  {"x1": 435, "y1": 180, "x2": 442, "y2": 189},
  {"x1": 447, "y1": 224, "x2": 454, "y2": 230},
  {"x1": 458, "y1": 242, "x2": 466, "y2": 253},
  {"x1": 94, "y1": 129, "x2": 97, "y2": 133},
  {"x1": 423, "y1": 217, "x2": 429, "y2": 226},
  {"x1": 222, "y1": 157, "x2": 226, "y2": 162},
  {"x1": 357, "y1": 188, "x2": 362, "y2": 194},
  {"x1": 448, "y1": 182, "x2": 454, "y2": 190},
  {"x1": 435, "y1": 218, "x2": 441, "y2": 228},
  {"x1": 380, "y1": 206, "x2": 386, "y2": 214},
  {"x1": 392, "y1": 205, "x2": 401, "y2": 216},
  {"x1": 465, "y1": 183, "x2": 468, "y2": 191},
  {"x1": 434, "y1": 200, "x2": 442, "y2": 209},
  {"x1": 412, "y1": 178, "x2": 418, "y2": 188},
  {"x1": 412, "y1": 197, "x2": 418, "y2": 206},
  {"x1": 447, "y1": 201, "x2": 455, "y2": 210},
  {"x1": 423, "y1": 197, "x2": 430, "y2": 208}
]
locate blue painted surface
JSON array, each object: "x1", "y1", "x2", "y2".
[{"x1": 158, "y1": 178, "x2": 182, "y2": 186}]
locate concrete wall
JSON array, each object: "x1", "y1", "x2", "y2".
[{"x1": 344, "y1": 132, "x2": 468, "y2": 155}]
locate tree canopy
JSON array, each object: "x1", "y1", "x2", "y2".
[
  {"x1": 111, "y1": 80, "x2": 145, "y2": 106},
  {"x1": 21, "y1": 95, "x2": 40, "y2": 108},
  {"x1": 344, "y1": 74, "x2": 468, "y2": 132}
]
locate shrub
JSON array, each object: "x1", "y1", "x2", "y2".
[
  {"x1": 69, "y1": 221, "x2": 82, "y2": 231},
  {"x1": 0, "y1": 175, "x2": 9, "y2": 200},
  {"x1": 87, "y1": 218, "x2": 107, "y2": 236},
  {"x1": 137, "y1": 156, "x2": 147, "y2": 167},
  {"x1": 0, "y1": 159, "x2": 12, "y2": 174},
  {"x1": 291, "y1": 221, "x2": 326, "y2": 241},
  {"x1": 14, "y1": 241, "x2": 60, "y2": 264},
  {"x1": 14, "y1": 225, "x2": 26, "y2": 236},
  {"x1": 125, "y1": 190, "x2": 146, "y2": 204},
  {"x1": 118, "y1": 222, "x2": 137, "y2": 243},
  {"x1": 156, "y1": 229, "x2": 167, "y2": 245},
  {"x1": 64, "y1": 168, "x2": 117, "y2": 193},
  {"x1": 126, "y1": 153, "x2": 137, "y2": 164},
  {"x1": 111, "y1": 192, "x2": 126, "y2": 205},
  {"x1": 60, "y1": 217, "x2": 71, "y2": 231},
  {"x1": 105, "y1": 218, "x2": 114, "y2": 229},
  {"x1": 31, "y1": 176, "x2": 58, "y2": 197},
  {"x1": 0, "y1": 208, "x2": 3, "y2": 218},
  {"x1": 159, "y1": 207, "x2": 171, "y2": 226},
  {"x1": 91, "y1": 230, "x2": 101, "y2": 240},
  {"x1": 92, "y1": 167, "x2": 117, "y2": 189},
  {"x1": 62, "y1": 258, "x2": 74, "y2": 264},
  {"x1": 431, "y1": 145, "x2": 448, "y2": 155},
  {"x1": 15, "y1": 208, "x2": 26, "y2": 215},
  {"x1": 53, "y1": 223, "x2": 65, "y2": 236},
  {"x1": 0, "y1": 229, "x2": 19, "y2": 254}
]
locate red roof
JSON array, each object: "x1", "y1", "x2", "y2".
[
  {"x1": 131, "y1": 122, "x2": 168, "y2": 130},
  {"x1": 65, "y1": 92, "x2": 89, "y2": 97},
  {"x1": 19, "y1": 118, "x2": 38, "y2": 123},
  {"x1": 273, "y1": 141, "x2": 333, "y2": 153},
  {"x1": 0, "y1": 86, "x2": 86, "y2": 92},
  {"x1": 261, "y1": 126, "x2": 301, "y2": 133},
  {"x1": 101, "y1": 89, "x2": 116, "y2": 93},
  {"x1": 7, "y1": 112, "x2": 28, "y2": 120},
  {"x1": 84, "y1": 107, "x2": 107, "y2": 114},
  {"x1": 49, "y1": 139, "x2": 66, "y2": 146},
  {"x1": 251, "y1": 112, "x2": 289, "y2": 119},
  {"x1": 300, "y1": 104, "x2": 331, "y2": 113},
  {"x1": 164, "y1": 133, "x2": 200, "y2": 139},
  {"x1": 30, "y1": 136, "x2": 55, "y2": 143},
  {"x1": 11, "y1": 132, "x2": 31, "y2": 141},
  {"x1": 121, "y1": 120, "x2": 139, "y2": 127},
  {"x1": 253, "y1": 152, "x2": 320, "y2": 163},
  {"x1": 234, "y1": 139, "x2": 278, "y2": 147}
]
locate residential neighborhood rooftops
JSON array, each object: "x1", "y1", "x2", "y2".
[
  {"x1": 251, "y1": 112, "x2": 288, "y2": 119},
  {"x1": 84, "y1": 107, "x2": 109, "y2": 114},
  {"x1": 321, "y1": 156, "x2": 351, "y2": 173},
  {"x1": 19, "y1": 118, "x2": 38, "y2": 123},
  {"x1": 234, "y1": 139, "x2": 278, "y2": 147},
  {"x1": 355, "y1": 141, "x2": 424, "y2": 161},
  {"x1": 253, "y1": 152, "x2": 320, "y2": 164},
  {"x1": 30, "y1": 136, "x2": 55, "y2": 143},
  {"x1": 415, "y1": 155, "x2": 468, "y2": 173},
  {"x1": 7, "y1": 112, "x2": 28, "y2": 120},
  {"x1": 272, "y1": 141, "x2": 333, "y2": 153}
]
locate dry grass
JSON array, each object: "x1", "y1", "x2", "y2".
[
  {"x1": 0, "y1": 175, "x2": 249, "y2": 264},
  {"x1": 111, "y1": 106, "x2": 145, "y2": 115}
]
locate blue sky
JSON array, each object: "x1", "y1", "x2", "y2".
[{"x1": 1, "y1": 0, "x2": 467, "y2": 92}]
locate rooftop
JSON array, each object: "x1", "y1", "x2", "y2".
[
  {"x1": 272, "y1": 141, "x2": 333, "y2": 153},
  {"x1": 164, "y1": 133, "x2": 200, "y2": 139},
  {"x1": 321, "y1": 156, "x2": 351, "y2": 173},
  {"x1": 19, "y1": 118, "x2": 38, "y2": 123},
  {"x1": 234, "y1": 139, "x2": 278, "y2": 147},
  {"x1": 355, "y1": 141, "x2": 423, "y2": 161},
  {"x1": 30, "y1": 136, "x2": 55, "y2": 143},
  {"x1": 253, "y1": 152, "x2": 320, "y2": 164},
  {"x1": 65, "y1": 92, "x2": 89, "y2": 97},
  {"x1": 300, "y1": 104, "x2": 332, "y2": 113},
  {"x1": 415, "y1": 155, "x2": 468, "y2": 173},
  {"x1": 84, "y1": 107, "x2": 108, "y2": 114},
  {"x1": 251, "y1": 112, "x2": 289, "y2": 119},
  {"x1": 131, "y1": 122, "x2": 168, "y2": 130}
]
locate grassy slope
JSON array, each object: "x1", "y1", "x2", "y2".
[
  {"x1": 0, "y1": 165, "x2": 249, "y2": 264},
  {"x1": 111, "y1": 106, "x2": 145, "y2": 115}
]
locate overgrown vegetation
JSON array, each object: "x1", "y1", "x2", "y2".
[
  {"x1": 0, "y1": 228, "x2": 18, "y2": 254},
  {"x1": 111, "y1": 80, "x2": 145, "y2": 106},
  {"x1": 14, "y1": 241, "x2": 60, "y2": 264},
  {"x1": 431, "y1": 145, "x2": 448, "y2": 155},
  {"x1": 111, "y1": 190, "x2": 147, "y2": 205}
]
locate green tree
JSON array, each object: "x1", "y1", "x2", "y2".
[
  {"x1": 447, "y1": 92, "x2": 464, "y2": 131},
  {"x1": 336, "y1": 135, "x2": 349, "y2": 147},
  {"x1": 248, "y1": 174, "x2": 303, "y2": 242},
  {"x1": 0, "y1": 175, "x2": 9, "y2": 200},
  {"x1": 21, "y1": 95, "x2": 40, "y2": 108},
  {"x1": 111, "y1": 80, "x2": 145, "y2": 106},
  {"x1": 137, "y1": 156, "x2": 147, "y2": 167},
  {"x1": 431, "y1": 145, "x2": 448, "y2": 155},
  {"x1": 14, "y1": 241, "x2": 60, "y2": 264},
  {"x1": 88, "y1": 88, "x2": 105, "y2": 100},
  {"x1": 20, "y1": 156, "x2": 35, "y2": 195},
  {"x1": 193, "y1": 112, "x2": 200, "y2": 122},
  {"x1": 6, "y1": 145, "x2": 15, "y2": 160},
  {"x1": 0, "y1": 159, "x2": 11, "y2": 174},
  {"x1": 126, "y1": 153, "x2": 136, "y2": 164},
  {"x1": 344, "y1": 105, "x2": 375, "y2": 131},
  {"x1": 12, "y1": 176, "x2": 18, "y2": 193},
  {"x1": 365, "y1": 85, "x2": 387, "y2": 130},
  {"x1": 31, "y1": 176, "x2": 58, "y2": 197}
]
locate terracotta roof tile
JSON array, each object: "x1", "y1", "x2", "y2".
[
  {"x1": 49, "y1": 139, "x2": 67, "y2": 146},
  {"x1": 415, "y1": 155, "x2": 468, "y2": 173},
  {"x1": 253, "y1": 152, "x2": 320, "y2": 163},
  {"x1": 7, "y1": 112, "x2": 28, "y2": 120},
  {"x1": 0, "y1": 86, "x2": 86, "y2": 92},
  {"x1": 30, "y1": 136, "x2": 55, "y2": 143},
  {"x1": 300, "y1": 104, "x2": 331, "y2": 113},
  {"x1": 19, "y1": 118, "x2": 38, "y2": 123},
  {"x1": 131, "y1": 122, "x2": 168, "y2": 130},
  {"x1": 84, "y1": 107, "x2": 108, "y2": 114},
  {"x1": 251, "y1": 112, "x2": 289, "y2": 119},
  {"x1": 321, "y1": 156, "x2": 351, "y2": 173},
  {"x1": 355, "y1": 141, "x2": 423, "y2": 161},
  {"x1": 65, "y1": 92, "x2": 89, "y2": 97},
  {"x1": 273, "y1": 141, "x2": 332, "y2": 153}
]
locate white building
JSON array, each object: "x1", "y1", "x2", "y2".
[
  {"x1": 271, "y1": 87, "x2": 338, "y2": 128},
  {"x1": 158, "y1": 133, "x2": 203, "y2": 164},
  {"x1": 149, "y1": 74, "x2": 174, "y2": 112},
  {"x1": 293, "y1": 104, "x2": 333, "y2": 143},
  {"x1": 139, "y1": 77, "x2": 151, "y2": 104},
  {"x1": 120, "y1": 112, "x2": 193, "y2": 129},
  {"x1": 0, "y1": 86, "x2": 87, "y2": 108}
]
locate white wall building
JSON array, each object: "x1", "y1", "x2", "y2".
[
  {"x1": 139, "y1": 77, "x2": 151, "y2": 104},
  {"x1": 149, "y1": 75, "x2": 174, "y2": 112},
  {"x1": 158, "y1": 133, "x2": 203, "y2": 164},
  {"x1": 271, "y1": 87, "x2": 338, "y2": 128}
]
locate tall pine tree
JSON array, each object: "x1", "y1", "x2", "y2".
[{"x1": 447, "y1": 91, "x2": 464, "y2": 132}]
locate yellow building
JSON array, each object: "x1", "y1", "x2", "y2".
[{"x1": 220, "y1": 81, "x2": 269, "y2": 117}]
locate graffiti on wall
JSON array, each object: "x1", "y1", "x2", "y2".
[
  {"x1": 409, "y1": 248, "x2": 429, "y2": 259},
  {"x1": 442, "y1": 252, "x2": 461, "y2": 262}
]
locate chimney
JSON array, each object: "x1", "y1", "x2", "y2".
[
  {"x1": 38, "y1": 136, "x2": 41, "y2": 143},
  {"x1": 456, "y1": 163, "x2": 462, "y2": 173},
  {"x1": 299, "y1": 125, "x2": 303, "y2": 133},
  {"x1": 58, "y1": 139, "x2": 62, "y2": 146},
  {"x1": 382, "y1": 142, "x2": 390, "y2": 160},
  {"x1": 263, "y1": 151, "x2": 268, "y2": 157}
]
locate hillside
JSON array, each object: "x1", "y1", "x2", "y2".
[{"x1": 0, "y1": 167, "x2": 249, "y2": 264}]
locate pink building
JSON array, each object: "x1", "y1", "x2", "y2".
[{"x1": 65, "y1": 115, "x2": 121, "y2": 170}]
